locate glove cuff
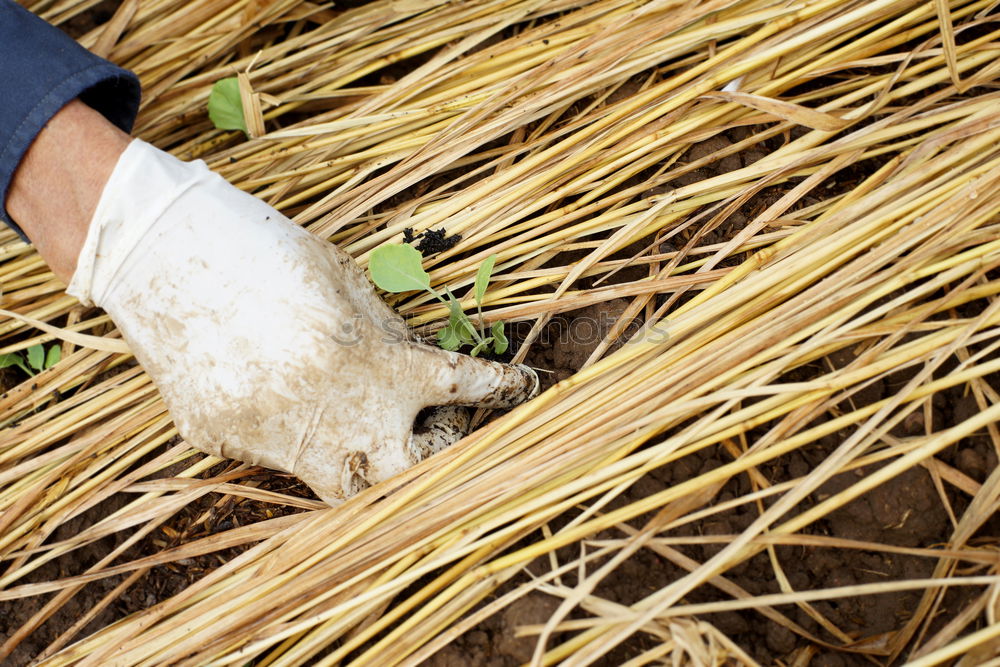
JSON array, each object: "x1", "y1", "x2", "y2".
[{"x1": 67, "y1": 139, "x2": 207, "y2": 306}]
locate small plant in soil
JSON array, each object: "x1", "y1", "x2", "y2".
[
  {"x1": 369, "y1": 243, "x2": 508, "y2": 357},
  {"x1": 0, "y1": 343, "x2": 60, "y2": 377}
]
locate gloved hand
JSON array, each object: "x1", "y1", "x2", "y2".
[{"x1": 67, "y1": 139, "x2": 538, "y2": 504}]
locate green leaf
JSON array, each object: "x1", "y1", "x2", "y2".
[
  {"x1": 474, "y1": 254, "x2": 497, "y2": 308},
  {"x1": 437, "y1": 324, "x2": 461, "y2": 351},
  {"x1": 469, "y1": 338, "x2": 493, "y2": 357},
  {"x1": 26, "y1": 344, "x2": 44, "y2": 371},
  {"x1": 369, "y1": 244, "x2": 432, "y2": 293},
  {"x1": 0, "y1": 353, "x2": 22, "y2": 370},
  {"x1": 0, "y1": 352, "x2": 32, "y2": 376},
  {"x1": 45, "y1": 344, "x2": 61, "y2": 369},
  {"x1": 208, "y1": 77, "x2": 248, "y2": 135},
  {"x1": 491, "y1": 321, "x2": 509, "y2": 354},
  {"x1": 447, "y1": 299, "x2": 475, "y2": 345}
]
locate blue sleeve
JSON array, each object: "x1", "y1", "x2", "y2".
[{"x1": 0, "y1": 1, "x2": 140, "y2": 241}]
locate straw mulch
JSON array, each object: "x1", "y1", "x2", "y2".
[{"x1": 3, "y1": 0, "x2": 1000, "y2": 664}]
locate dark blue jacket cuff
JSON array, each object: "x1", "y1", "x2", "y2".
[{"x1": 0, "y1": 0, "x2": 141, "y2": 241}]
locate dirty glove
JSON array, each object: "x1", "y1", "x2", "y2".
[{"x1": 67, "y1": 139, "x2": 538, "y2": 504}]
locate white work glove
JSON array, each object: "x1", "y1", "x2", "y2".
[{"x1": 68, "y1": 139, "x2": 538, "y2": 504}]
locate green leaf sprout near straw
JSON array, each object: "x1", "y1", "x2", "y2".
[
  {"x1": 369, "y1": 243, "x2": 506, "y2": 357},
  {"x1": 207, "y1": 77, "x2": 248, "y2": 136},
  {"x1": 0, "y1": 342, "x2": 61, "y2": 377}
]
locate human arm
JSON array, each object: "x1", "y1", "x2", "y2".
[
  {"x1": 8, "y1": 99, "x2": 130, "y2": 282},
  {"x1": 0, "y1": 0, "x2": 139, "y2": 248}
]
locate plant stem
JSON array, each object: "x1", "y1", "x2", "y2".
[{"x1": 444, "y1": 287, "x2": 485, "y2": 345}]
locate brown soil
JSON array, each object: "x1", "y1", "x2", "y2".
[
  {"x1": 418, "y1": 254, "x2": 997, "y2": 666},
  {"x1": 5, "y1": 323, "x2": 992, "y2": 665}
]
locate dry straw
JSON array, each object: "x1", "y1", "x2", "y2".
[{"x1": 3, "y1": 0, "x2": 1000, "y2": 664}]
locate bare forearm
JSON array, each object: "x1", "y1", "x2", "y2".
[{"x1": 8, "y1": 100, "x2": 130, "y2": 283}]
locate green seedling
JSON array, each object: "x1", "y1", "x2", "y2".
[
  {"x1": 369, "y1": 243, "x2": 508, "y2": 357},
  {"x1": 208, "y1": 77, "x2": 247, "y2": 135},
  {"x1": 0, "y1": 343, "x2": 61, "y2": 377}
]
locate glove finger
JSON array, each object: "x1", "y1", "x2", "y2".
[
  {"x1": 300, "y1": 442, "x2": 406, "y2": 504},
  {"x1": 291, "y1": 414, "x2": 392, "y2": 504},
  {"x1": 292, "y1": 445, "x2": 356, "y2": 506},
  {"x1": 410, "y1": 344, "x2": 539, "y2": 408},
  {"x1": 359, "y1": 432, "x2": 419, "y2": 487},
  {"x1": 409, "y1": 406, "x2": 472, "y2": 461}
]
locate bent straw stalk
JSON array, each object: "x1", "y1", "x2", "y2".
[{"x1": 3, "y1": 0, "x2": 1000, "y2": 664}]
